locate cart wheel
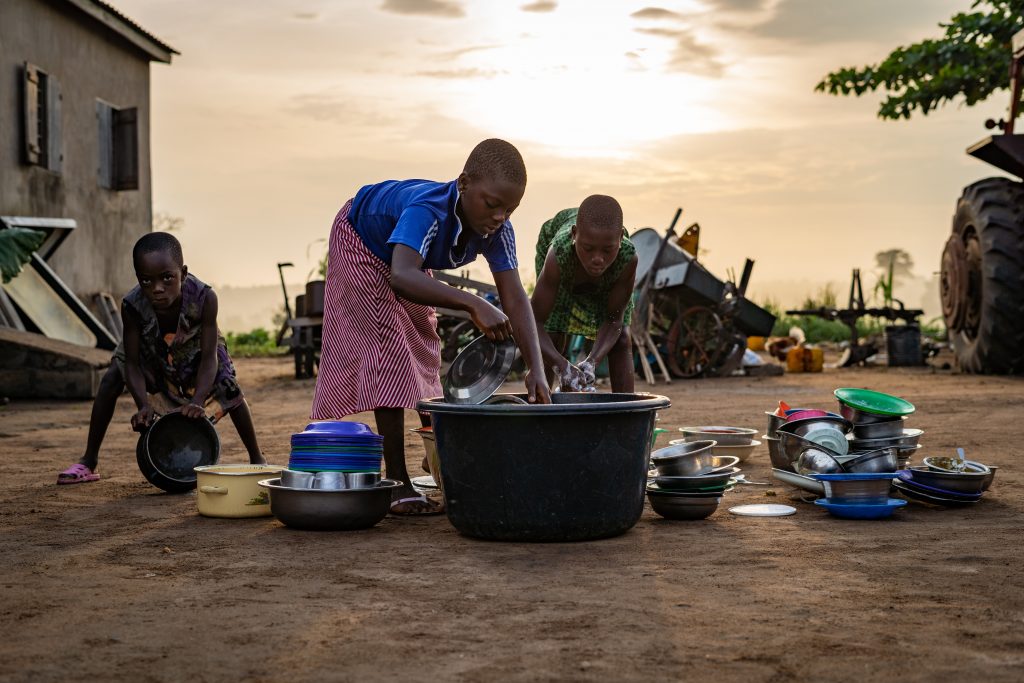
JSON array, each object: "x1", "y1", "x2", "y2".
[{"x1": 665, "y1": 306, "x2": 726, "y2": 378}]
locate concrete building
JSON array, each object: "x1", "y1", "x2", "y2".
[{"x1": 0, "y1": 0, "x2": 176, "y2": 300}]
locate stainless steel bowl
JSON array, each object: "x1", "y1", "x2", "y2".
[
  {"x1": 679, "y1": 426, "x2": 757, "y2": 446},
  {"x1": 258, "y1": 478, "x2": 402, "y2": 530},
  {"x1": 777, "y1": 415, "x2": 853, "y2": 439},
  {"x1": 851, "y1": 417, "x2": 906, "y2": 439},
  {"x1": 796, "y1": 447, "x2": 845, "y2": 475},
  {"x1": 905, "y1": 466, "x2": 989, "y2": 494},
  {"x1": 646, "y1": 491, "x2": 721, "y2": 520},
  {"x1": 778, "y1": 430, "x2": 841, "y2": 462},
  {"x1": 837, "y1": 403, "x2": 893, "y2": 424},
  {"x1": 847, "y1": 428, "x2": 924, "y2": 451},
  {"x1": 650, "y1": 440, "x2": 718, "y2": 476},
  {"x1": 653, "y1": 466, "x2": 740, "y2": 491},
  {"x1": 816, "y1": 478, "x2": 893, "y2": 504},
  {"x1": 922, "y1": 456, "x2": 988, "y2": 474},
  {"x1": 764, "y1": 435, "x2": 792, "y2": 471},
  {"x1": 709, "y1": 440, "x2": 761, "y2": 464},
  {"x1": 842, "y1": 447, "x2": 898, "y2": 474}
]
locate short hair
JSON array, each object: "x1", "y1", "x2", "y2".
[
  {"x1": 577, "y1": 195, "x2": 623, "y2": 232},
  {"x1": 133, "y1": 232, "x2": 183, "y2": 268},
  {"x1": 463, "y1": 138, "x2": 527, "y2": 186}
]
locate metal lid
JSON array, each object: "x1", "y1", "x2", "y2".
[{"x1": 442, "y1": 336, "x2": 517, "y2": 404}]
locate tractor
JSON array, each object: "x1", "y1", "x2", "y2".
[{"x1": 942, "y1": 27, "x2": 1024, "y2": 373}]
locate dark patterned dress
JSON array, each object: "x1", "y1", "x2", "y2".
[
  {"x1": 113, "y1": 273, "x2": 243, "y2": 419},
  {"x1": 534, "y1": 207, "x2": 635, "y2": 339}
]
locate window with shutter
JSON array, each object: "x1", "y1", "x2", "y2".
[
  {"x1": 21, "y1": 63, "x2": 61, "y2": 173},
  {"x1": 96, "y1": 100, "x2": 139, "y2": 191}
]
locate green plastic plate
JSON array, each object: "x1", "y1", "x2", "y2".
[{"x1": 834, "y1": 387, "x2": 915, "y2": 417}]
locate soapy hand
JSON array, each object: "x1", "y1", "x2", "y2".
[{"x1": 557, "y1": 360, "x2": 597, "y2": 392}]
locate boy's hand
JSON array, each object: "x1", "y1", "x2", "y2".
[
  {"x1": 181, "y1": 403, "x2": 206, "y2": 419},
  {"x1": 524, "y1": 369, "x2": 552, "y2": 404},
  {"x1": 557, "y1": 362, "x2": 588, "y2": 392},
  {"x1": 470, "y1": 300, "x2": 513, "y2": 342},
  {"x1": 131, "y1": 405, "x2": 157, "y2": 432}
]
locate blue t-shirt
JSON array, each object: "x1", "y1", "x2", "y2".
[{"x1": 348, "y1": 179, "x2": 518, "y2": 273}]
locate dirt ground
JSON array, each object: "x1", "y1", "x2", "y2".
[{"x1": 1, "y1": 353, "x2": 1022, "y2": 682}]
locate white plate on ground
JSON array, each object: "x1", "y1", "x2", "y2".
[
  {"x1": 410, "y1": 475, "x2": 439, "y2": 489},
  {"x1": 728, "y1": 504, "x2": 797, "y2": 517}
]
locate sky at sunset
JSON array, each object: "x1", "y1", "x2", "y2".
[{"x1": 115, "y1": 0, "x2": 1007, "y2": 324}]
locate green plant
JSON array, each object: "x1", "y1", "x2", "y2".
[
  {"x1": 0, "y1": 228, "x2": 45, "y2": 283},
  {"x1": 817, "y1": 1, "x2": 1024, "y2": 119},
  {"x1": 225, "y1": 328, "x2": 286, "y2": 357}
]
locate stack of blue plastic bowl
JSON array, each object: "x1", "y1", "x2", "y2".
[{"x1": 288, "y1": 421, "x2": 383, "y2": 473}]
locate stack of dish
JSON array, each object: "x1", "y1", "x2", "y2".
[
  {"x1": 893, "y1": 455, "x2": 996, "y2": 505},
  {"x1": 676, "y1": 425, "x2": 760, "y2": 463},
  {"x1": 646, "y1": 440, "x2": 739, "y2": 520},
  {"x1": 288, "y1": 421, "x2": 384, "y2": 474},
  {"x1": 835, "y1": 388, "x2": 921, "y2": 469},
  {"x1": 810, "y1": 473, "x2": 907, "y2": 519}
]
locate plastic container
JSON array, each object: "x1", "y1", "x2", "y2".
[
  {"x1": 886, "y1": 324, "x2": 923, "y2": 367},
  {"x1": 785, "y1": 346, "x2": 824, "y2": 373},
  {"x1": 418, "y1": 392, "x2": 670, "y2": 541}
]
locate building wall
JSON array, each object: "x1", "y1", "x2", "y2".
[{"x1": 0, "y1": 0, "x2": 153, "y2": 299}]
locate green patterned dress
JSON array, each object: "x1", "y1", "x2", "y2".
[{"x1": 534, "y1": 207, "x2": 635, "y2": 339}]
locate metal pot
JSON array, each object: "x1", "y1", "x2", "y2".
[
  {"x1": 851, "y1": 417, "x2": 906, "y2": 439},
  {"x1": 651, "y1": 440, "x2": 719, "y2": 476},
  {"x1": 136, "y1": 412, "x2": 220, "y2": 493},
  {"x1": 195, "y1": 464, "x2": 285, "y2": 518},
  {"x1": 842, "y1": 447, "x2": 899, "y2": 474},
  {"x1": 259, "y1": 478, "x2": 402, "y2": 530},
  {"x1": 847, "y1": 428, "x2": 924, "y2": 451}
]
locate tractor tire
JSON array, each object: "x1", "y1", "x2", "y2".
[{"x1": 941, "y1": 177, "x2": 1024, "y2": 374}]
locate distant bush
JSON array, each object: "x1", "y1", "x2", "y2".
[{"x1": 225, "y1": 328, "x2": 285, "y2": 357}]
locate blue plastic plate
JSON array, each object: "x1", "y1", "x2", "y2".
[
  {"x1": 301, "y1": 421, "x2": 378, "y2": 436},
  {"x1": 814, "y1": 497, "x2": 906, "y2": 519},
  {"x1": 895, "y1": 471, "x2": 983, "y2": 500}
]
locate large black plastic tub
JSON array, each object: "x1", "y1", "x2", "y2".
[{"x1": 417, "y1": 392, "x2": 670, "y2": 542}]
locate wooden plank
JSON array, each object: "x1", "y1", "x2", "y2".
[{"x1": 434, "y1": 272, "x2": 497, "y2": 295}]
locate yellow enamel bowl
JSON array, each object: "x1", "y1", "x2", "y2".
[{"x1": 194, "y1": 464, "x2": 285, "y2": 518}]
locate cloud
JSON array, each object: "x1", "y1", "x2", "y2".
[
  {"x1": 744, "y1": 0, "x2": 957, "y2": 44},
  {"x1": 380, "y1": 0, "x2": 465, "y2": 19},
  {"x1": 699, "y1": 0, "x2": 766, "y2": 10},
  {"x1": 285, "y1": 93, "x2": 400, "y2": 126},
  {"x1": 433, "y1": 44, "x2": 500, "y2": 61},
  {"x1": 631, "y1": 7, "x2": 685, "y2": 21},
  {"x1": 520, "y1": 1, "x2": 557, "y2": 12},
  {"x1": 634, "y1": 27, "x2": 724, "y2": 77},
  {"x1": 415, "y1": 67, "x2": 503, "y2": 79},
  {"x1": 291, "y1": 11, "x2": 318, "y2": 20}
]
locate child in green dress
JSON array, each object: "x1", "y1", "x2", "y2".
[{"x1": 530, "y1": 195, "x2": 638, "y2": 393}]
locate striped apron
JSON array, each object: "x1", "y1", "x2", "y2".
[{"x1": 310, "y1": 200, "x2": 443, "y2": 419}]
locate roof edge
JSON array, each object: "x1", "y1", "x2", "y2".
[{"x1": 61, "y1": 0, "x2": 179, "y2": 63}]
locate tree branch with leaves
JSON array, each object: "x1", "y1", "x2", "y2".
[{"x1": 816, "y1": 0, "x2": 1024, "y2": 119}]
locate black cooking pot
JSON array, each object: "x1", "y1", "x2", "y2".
[
  {"x1": 418, "y1": 392, "x2": 670, "y2": 542},
  {"x1": 136, "y1": 412, "x2": 220, "y2": 493}
]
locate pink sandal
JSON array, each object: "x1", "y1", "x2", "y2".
[{"x1": 57, "y1": 463, "x2": 100, "y2": 485}]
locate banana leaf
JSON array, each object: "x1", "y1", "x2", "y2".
[{"x1": 0, "y1": 227, "x2": 46, "y2": 284}]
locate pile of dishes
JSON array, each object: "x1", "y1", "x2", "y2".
[
  {"x1": 646, "y1": 440, "x2": 740, "y2": 520},
  {"x1": 288, "y1": 421, "x2": 383, "y2": 474},
  {"x1": 893, "y1": 454, "x2": 997, "y2": 505},
  {"x1": 835, "y1": 388, "x2": 921, "y2": 470},
  {"x1": 674, "y1": 425, "x2": 760, "y2": 463}
]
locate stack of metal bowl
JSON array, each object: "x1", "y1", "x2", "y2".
[
  {"x1": 835, "y1": 388, "x2": 921, "y2": 469},
  {"x1": 677, "y1": 425, "x2": 760, "y2": 463},
  {"x1": 646, "y1": 441, "x2": 739, "y2": 520},
  {"x1": 892, "y1": 455, "x2": 996, "y2": 505},
  {"x1": 809, "y1": 472, "x2": 907, "y2": 520}
]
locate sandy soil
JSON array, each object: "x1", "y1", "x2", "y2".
[{"x1": 1, "y1": 354, "x2": 1022, "y2": 682}]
